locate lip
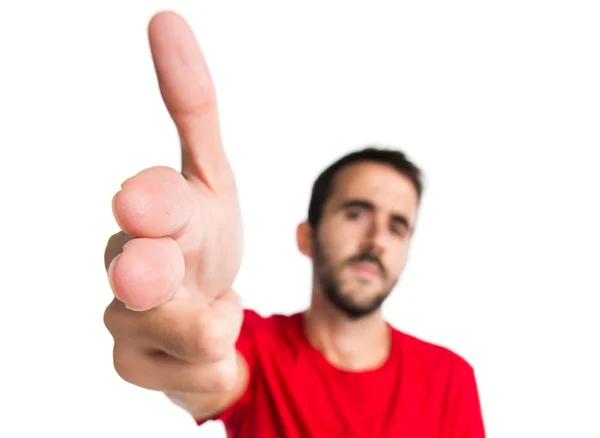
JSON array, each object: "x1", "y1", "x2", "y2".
[{"x1": 351, "y1": 262, "x2": 381, "y2": 276}]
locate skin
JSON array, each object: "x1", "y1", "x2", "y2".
[
  {"x1": 104, "y1": 11, "x2": 248, "y2": 418},
  {"x1": 102, "y1": 11, "x2": 419, "y2": 421},
  {"x1": 297, "y1": 162, "x2": 419, "y2": 371}
]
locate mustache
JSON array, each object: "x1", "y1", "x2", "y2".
[{"x1": 347, "y1": 252, "x2": 385, "y2": 276}]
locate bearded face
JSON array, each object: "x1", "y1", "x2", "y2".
[{"x1": 307, "y1": 162, "x2": 419, "y2": 319}]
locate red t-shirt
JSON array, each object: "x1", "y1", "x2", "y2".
[{"x1": 197, "y1": 309, "x2": 486, "y2": 437}]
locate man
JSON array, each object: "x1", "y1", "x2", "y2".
[{"x1": 103, "y1": 11, "x2": 485, "y2": 437}]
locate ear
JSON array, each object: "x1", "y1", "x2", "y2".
[{"x1": 296, "y1": 221, "x2": 313, "y2": 258}]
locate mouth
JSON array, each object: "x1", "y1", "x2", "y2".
[{"x1": 350, "y1": 262, "x2": 381, "y2": 277}]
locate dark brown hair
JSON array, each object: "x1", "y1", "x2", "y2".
[{"x1": 307, "y1": 146, "x2": 424, "y2": 229}]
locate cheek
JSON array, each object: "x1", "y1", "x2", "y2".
[
  {"x1": 319, "y1": 235, "x2": 354, "y2": 269},
  {"x1": 387, "y1": 246, "x2": 410, "y2": 273}
]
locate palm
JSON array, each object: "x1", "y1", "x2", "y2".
[{"x1": 179, "y1": 181, "x2": 243, "y2": 302}]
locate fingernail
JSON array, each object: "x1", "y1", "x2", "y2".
[
  {"x1": 111, "y1": 192, "x2": 119, "y2": 218},
  {"x1": 107, "y1": 253, "x2": 124, "y2": 303},
  {"x1": 111, "y1": 191, "x2": 127, "y2": 232}
]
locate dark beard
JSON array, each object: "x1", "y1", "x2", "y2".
[
  {"x1": 313, "y1": 238, "x2": 392, "y2": 320},
  {"x1": 322, "y1": 281, "x2": 389, "y2": 319}
]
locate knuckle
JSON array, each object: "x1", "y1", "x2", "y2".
[
  {"x1": 103, "y1": 298, "x2": 130, "y2": 336},
  {"x1": 103, "y1": 300, "x2": 119, "y2": 334},
  {"x1": 112, "y1": 346, "x2": 136, "y2": 385},
  {"x1": 190, "y1": 317, "x2": 229, "y2": 362},
  {"x1": 202, "y1": 358, "x2": 238, "y2": 393}
]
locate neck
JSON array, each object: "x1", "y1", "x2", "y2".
[{"x1": 302, "y1": 293, "x2": 392, "y2": 371}]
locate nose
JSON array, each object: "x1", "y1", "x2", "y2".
[{"x1": 364, "y1": 214, "x2": 388, "y2": 255}]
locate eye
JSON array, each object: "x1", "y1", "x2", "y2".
[
  {"x1": 391, "y1": 224, "x2": 408, "y2": 238},
  {"x1": 346, "y1": 209, "x2": 363, "y2": 220}
]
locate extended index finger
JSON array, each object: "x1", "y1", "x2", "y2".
[{"x1": 148, "y1": 11, "x2": 233, "y2": 189}]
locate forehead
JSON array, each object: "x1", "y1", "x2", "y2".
[{"x1": 326, "y1": 161, "x2": 419, "y2": 217}]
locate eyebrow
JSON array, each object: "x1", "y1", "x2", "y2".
[{"x1": 337, "y1": 199, "x2": 413, "y2": 232}]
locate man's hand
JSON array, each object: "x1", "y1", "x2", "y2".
[{"x1": 103, "y1": 11, "x2": 245, "y2": 397}]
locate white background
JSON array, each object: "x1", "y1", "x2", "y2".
[{"x1": 1, "y1": 1, "x2": 599, "y2": 437}]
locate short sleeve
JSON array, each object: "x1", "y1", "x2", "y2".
[{"x1": 442, "y1": 359, "x2": 486, "y2": 438}]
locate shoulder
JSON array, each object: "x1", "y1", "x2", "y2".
[
  {"x1": 390, "y1": 326, "x2": 482, "y2": 412},
  {"x1": 389, "y1": 327, "x2": 485, "y2": 433},
  {"x1": 392, "y1": 326, "x2": 476, "y2": 378}
]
